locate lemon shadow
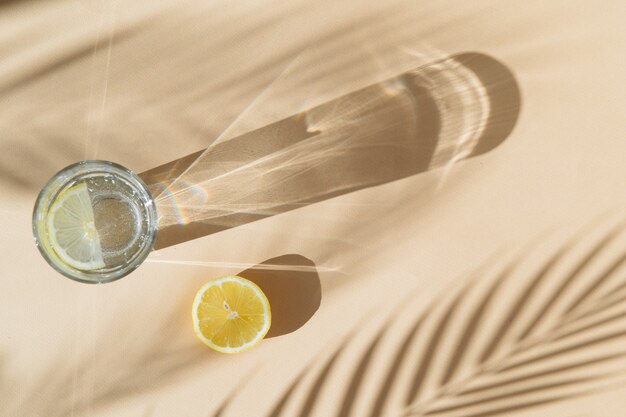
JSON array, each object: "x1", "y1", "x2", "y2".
[{"x1": 238, "y1": 254, "x2": 321, "y2": 338}]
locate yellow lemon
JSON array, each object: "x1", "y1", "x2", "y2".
[
  {"x1": 46, "y1": 183, "x2": 105, "y2": 270},
  {"x1": 192, "y1": 276, "x2": 271, "y2": 353}
]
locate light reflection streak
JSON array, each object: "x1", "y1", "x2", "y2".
[
  {"x1": 153, "y1": 53, "x2": 307, "y2": 201},
  {"x1": 145, "y1": 258, "x2": 341, "y2": 273}
]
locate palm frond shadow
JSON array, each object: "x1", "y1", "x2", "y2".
[
  {"x1": 4, "y1": 309, "x2": 210, "y2": 417},
  {"x1": 244, "y1": 219, "x2": 626, "y2": 417}
]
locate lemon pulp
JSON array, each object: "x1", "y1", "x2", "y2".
[
  {"x1": 192, "y1": 276, "x2": 271, "y2": 354},
  {"x1": 46, "y1": 183, "x2": 105, "y2": 270}
]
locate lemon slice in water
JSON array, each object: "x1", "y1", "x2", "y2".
[
  {"x1": 192, "y1": 276, "x2": 271, "y2": 354},
  {"x1": 46, "y1": 183, "x2": 105, "y2": 270}
]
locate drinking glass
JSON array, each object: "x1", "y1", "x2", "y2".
[{"x1": 32, "y1": 160, "x2": 157, "y2": 283}]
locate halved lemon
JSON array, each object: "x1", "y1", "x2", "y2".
[
  {"x1": 46, "y1": 183, "x2": 105, "y2": 270},
  {"x1": 192, "y1": 276, "x2": 271, "y2": 354}
]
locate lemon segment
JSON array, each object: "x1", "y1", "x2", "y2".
[
  {"x1": 46, "y1": 183, "x2": 105, "y2": 270},
  {"x1": 192, "y1": 276, "x2": 271, "y2": 354}
]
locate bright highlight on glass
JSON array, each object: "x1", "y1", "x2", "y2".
[{"x1": 32, "y1": 161, "x2": 157, "y2": 283}]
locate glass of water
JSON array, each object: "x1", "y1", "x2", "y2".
[{"x1": 32, "y1": 160, "x2": 157, "y2": 283}]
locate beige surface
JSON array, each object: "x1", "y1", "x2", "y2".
[{"x1": 1, "y1": 0, "x2": 625, "y2": 416}]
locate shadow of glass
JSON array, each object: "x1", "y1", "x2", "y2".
[
  {"x1": 237, "y1": 254, "x2": 321, "y2": 338},
  {"x1": 140, "y1": 52, "x2": 521, "y2": 249},
  {"x1": 0, "y1": 0, "x2": 29, "y2": 6}
]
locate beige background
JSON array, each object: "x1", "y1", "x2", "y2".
[{"x1": 1, "y1": 0, "x2": 625, "y2": 416}]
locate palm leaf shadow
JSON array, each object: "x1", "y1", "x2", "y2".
[
  {"x1": 236, "y1": 219, "x2": 626, "y2": 417},
  {"x1": 3, "y1": 310, "x2": 210, "y2": 417}
]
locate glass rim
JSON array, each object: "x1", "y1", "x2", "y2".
[{"x1": 32, "y1": 160, "x2": 158, "y2": 284}]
